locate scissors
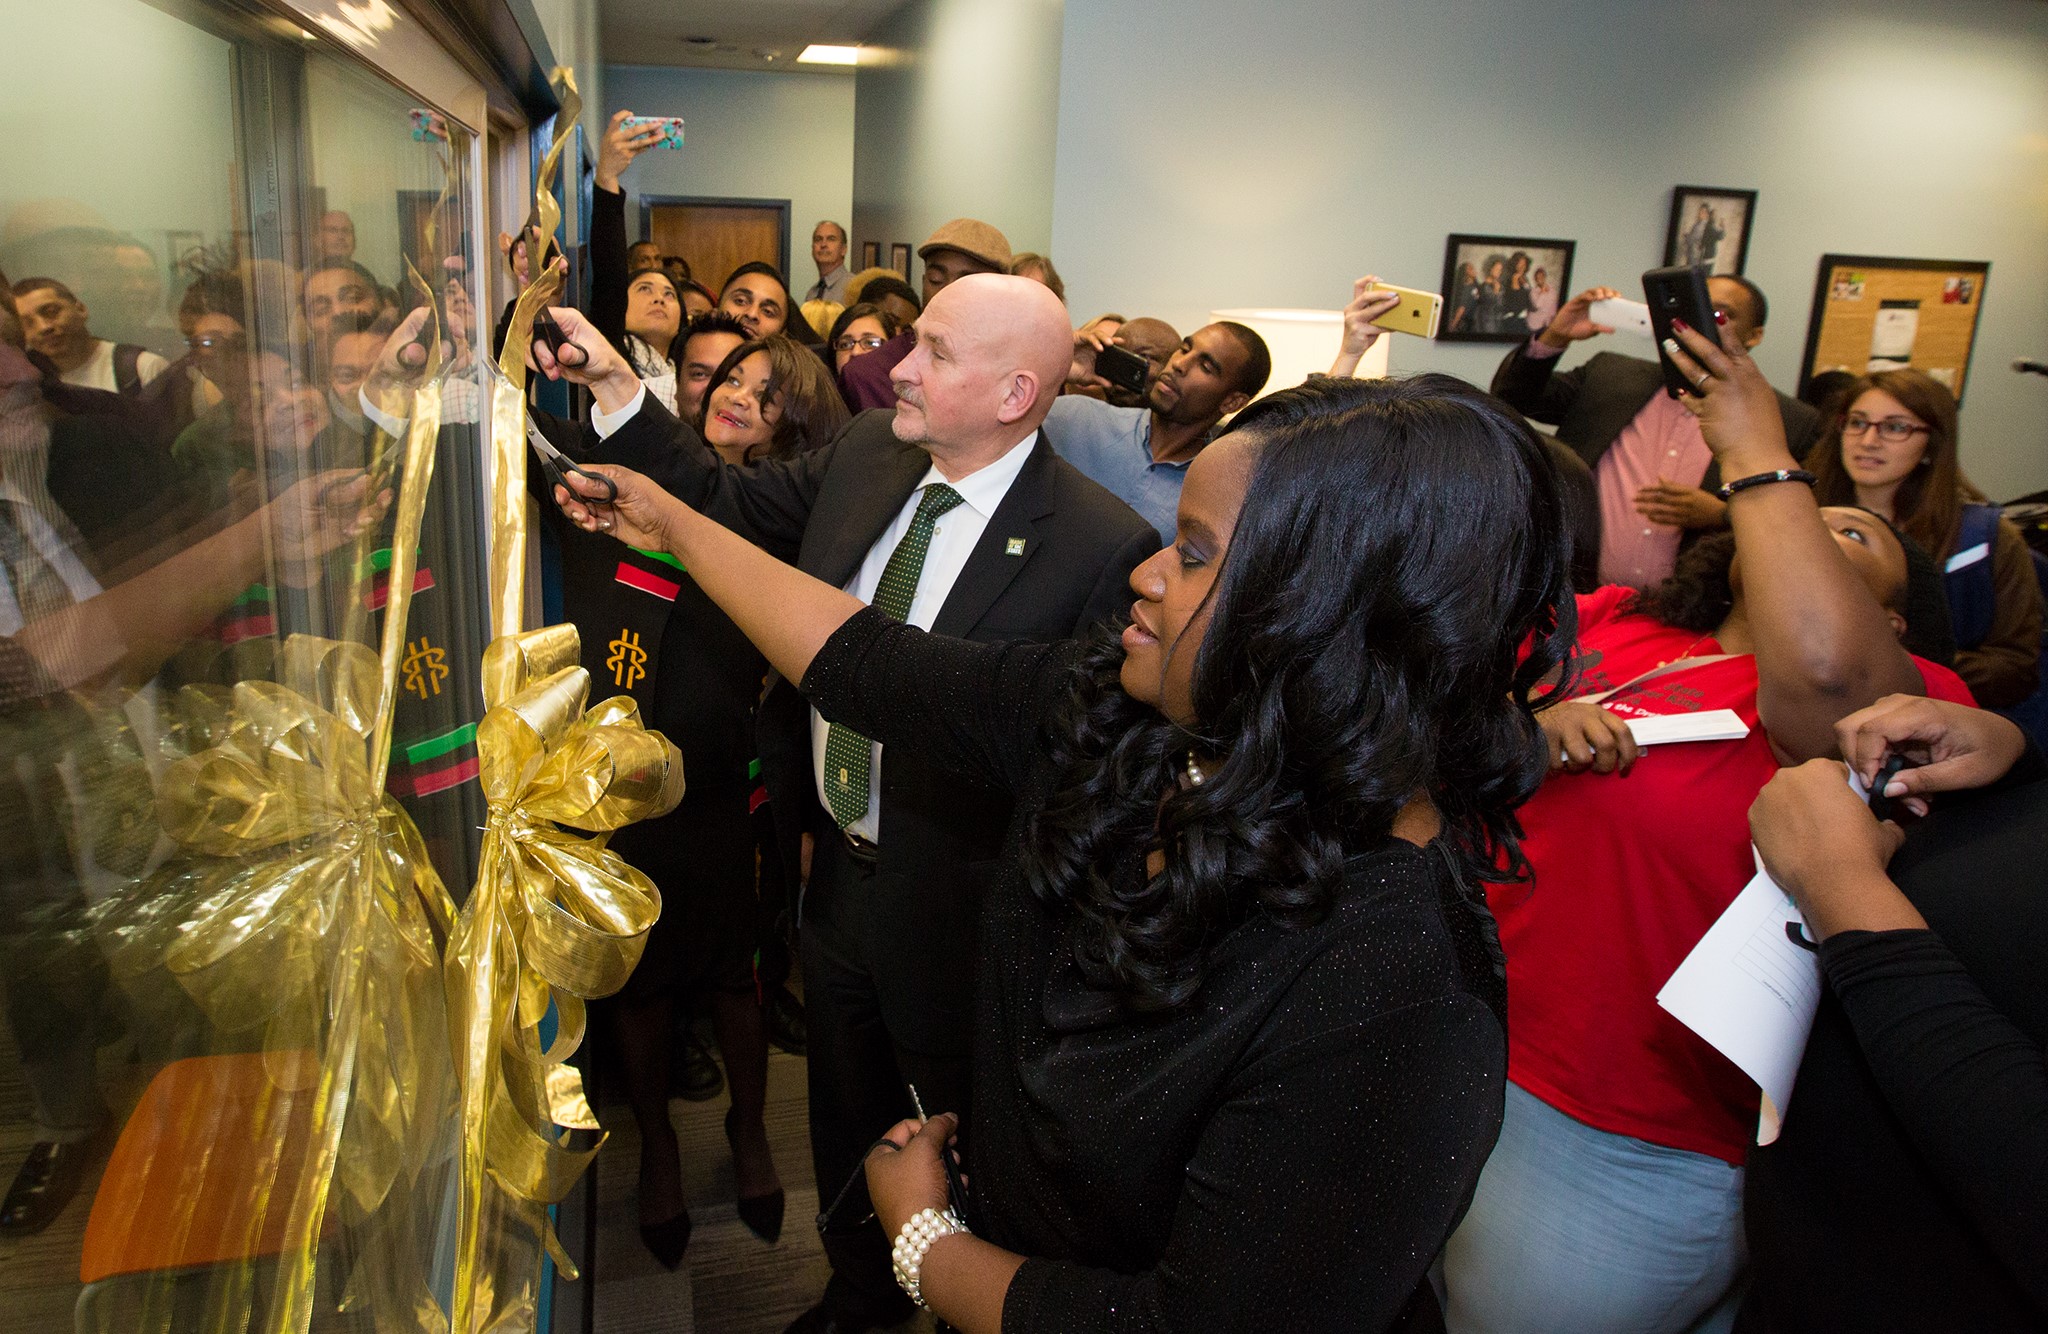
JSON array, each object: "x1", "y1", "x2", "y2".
[{"x1": 526, "y1": 418, "x2": 617, "y2": 507}]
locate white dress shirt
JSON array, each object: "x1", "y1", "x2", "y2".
[
  {"x1": 809, "y1": 435, "x2": 1034, "y2": 840},
  {"x1": 591, "y1": 387, "x2": 1038, "y2": 841}
]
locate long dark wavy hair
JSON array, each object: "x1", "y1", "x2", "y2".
[{"x1": 1021, "y1": 374, "x2": 1578, "y2": 1012}]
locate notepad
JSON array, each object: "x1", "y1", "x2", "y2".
[
  {"x1": 1622, "y1": 709, "x2": 1750, "y2": 747},
  {"x1": 1657, "y1": 767, "x2": 1871, "y2": 1144}
]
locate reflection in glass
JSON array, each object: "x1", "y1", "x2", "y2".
[{"x1": 1, "y1": 0, "x2": 495, "y2": 1325}]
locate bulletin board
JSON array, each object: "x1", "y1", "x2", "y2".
[{"x1": 1799, "y1": 254, "x2": 1991, "y2": 402}]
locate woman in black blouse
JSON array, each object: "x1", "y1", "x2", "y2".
[{"x1": 552, "y1": 374, "x2": 1579, "y2": 1331}]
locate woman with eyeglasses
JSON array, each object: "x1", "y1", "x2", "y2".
[
  {"x1": 1810, "y1": 368, "x2": 2045, "y2": 707},
  {"x1": 826, "y1": 301, "x2": 901, "y2": 374}
]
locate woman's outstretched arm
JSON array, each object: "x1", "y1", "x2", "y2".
[
  {"x1": 558, "y1": 465, "x2": 855, "y2": 687},
  {"x1": 555, "y1": 466, "x2": 1067, "y2": 797}
]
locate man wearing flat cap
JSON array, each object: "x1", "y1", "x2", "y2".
[
  {"x1": 917, "y1": 217, "x2": 1013, "y2": 304},
  {"x1": 841, "y1": 218, "x2": 1016, "y2": 412}
]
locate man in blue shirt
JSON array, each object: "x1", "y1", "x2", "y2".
[{"x1": 1046, "y1": 320, "x2": 1270, "y2": 542}]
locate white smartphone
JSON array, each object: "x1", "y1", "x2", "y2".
[{"x1": 1589, "y1": 297, "x2": 1653, "y2": 339}]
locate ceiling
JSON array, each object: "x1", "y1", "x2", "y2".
[{"x1": 598, "y1": 0, "x2": 912, "y2": 73}]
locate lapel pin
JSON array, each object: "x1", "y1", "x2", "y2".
[{"x1": 1005, "y1": 537, "x2": 1026, "y2": 556}]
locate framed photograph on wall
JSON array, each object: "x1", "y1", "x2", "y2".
[
  {"x1": 861, "y1": 240, "x2": 880, "y2": 270},
  {"x1": 889, "y1": 242, "x2": 912, "y2": 279},
  {"x1": 1438, "y1": 234, "x2": 1576, "y2": 343},
  {"x1": 1664, "y1": 186, "x2": 1757, "y2": 276},
  {"x1": 1798, "y1": 253, "x2": 1991, "y2": 402}
]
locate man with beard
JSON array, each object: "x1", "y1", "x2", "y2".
[{"x1": 1045, "y1": 318, "x2": 1270, "y2": 543}]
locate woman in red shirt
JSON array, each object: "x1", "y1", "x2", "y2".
[{"x1": 1441, "y1": 322, "x2": 1972, "y2": 1334}]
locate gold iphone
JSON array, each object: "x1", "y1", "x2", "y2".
[{"x1": 1367, "y1": 282, "x2": 1443, "y2": 339}]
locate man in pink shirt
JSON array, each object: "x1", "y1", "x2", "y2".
[{"x1": 1490, "y1": 274, "x2": 1821, "y2": 587}]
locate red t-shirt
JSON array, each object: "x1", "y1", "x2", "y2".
[{"x1": 1491, "y1": 586, "x2": 1976, "y2": 1164}]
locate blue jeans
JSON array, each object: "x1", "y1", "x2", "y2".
[{"x1": 1441, "y1": 1082, "x2": 1746, "y2": 1334}]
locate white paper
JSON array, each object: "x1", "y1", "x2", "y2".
[
  {"x1": 1656, "y1": 855, "x2": 1821, "y2": 1145},
  {"x1": 1623, "y1": 709, "x2": 1750, "y2": 747},
  {"x1": 1590, "y1": 297, "x2": 1654, "y2": 338}
]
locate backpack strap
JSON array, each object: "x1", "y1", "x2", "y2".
[
  {"x1": 1944, "y1": 503, "x2": 2002, "y2": 651},
  {"x1": 112, "y1": 343, "x2": 144, "y2": 397}
]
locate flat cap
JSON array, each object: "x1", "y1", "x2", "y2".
[{"x1": 917, "y1": 218, "x2": 1012, "y2": 271}]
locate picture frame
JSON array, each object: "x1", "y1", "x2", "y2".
[
  {"x1": 1663, "y1": 186, "x2": 1757, "y2": 276},
  {"x1": 889, "y1": 242, "x2": 912, "y2": 280},
  {"x1": 1798, "y1": 253, "x2": 1992, "y2": 402},
  {"x1": 860, "y1": 240, "x2": 880, "y2": 270},
  {"x1": 1437, "y1": 234, "x2": 1576, "y2": 343}
]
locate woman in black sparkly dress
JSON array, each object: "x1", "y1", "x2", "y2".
[{"x1": 554, "y1": 373, "x2": 1578, "y2": 1333}]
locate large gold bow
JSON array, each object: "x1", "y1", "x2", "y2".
[
  {"x1": 95, "y1": 637, "x2": 459, "y2": 1334},
  {"x1": 446, "y1": 624, "x2": 682, "y2": 1332}
]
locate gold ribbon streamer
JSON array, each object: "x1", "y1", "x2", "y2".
[
  {"x1": 91, "y1": 257, "x2": 451, "y2": 1332},
  {"x1": 446, "y1": 626, "x2": 682, "y2": 1334},
  {"x1": 447, "y1": 65, "x2": 684, "y2": 1334}
]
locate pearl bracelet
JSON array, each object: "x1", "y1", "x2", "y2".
[{"x1": 890, "y1": 1205, "x2": 968, "y2": 1309}]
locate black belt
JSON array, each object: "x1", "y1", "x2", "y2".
[{"x1": 840, "y1": 829, "x2": 880, "y2": 867}]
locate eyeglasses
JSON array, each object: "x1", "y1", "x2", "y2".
[
  {"x1": 1842, "y1": 413, "x2": 1931, "y2": 443},
  {"x1": 833, "y1": 335, "x2": 887, "y2": 353}
]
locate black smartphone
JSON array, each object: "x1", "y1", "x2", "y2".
[
  {"x1": 1641, "y1": 265, "x2": 1719, "y2": 399},
  {"x1": 1094, "y1": 342, "x2": 1151, "y2": 396},
  {"x1": 1867, "y1": 752, "x2": 1914, "y2": 824}
]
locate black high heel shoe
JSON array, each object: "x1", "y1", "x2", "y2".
[
  {"x1": 725, "y1": 1107, "x2": 785, "y2": 1244},
  {"x1": 638, "y1": 1209, "x2": 693, "y2": 1270}
]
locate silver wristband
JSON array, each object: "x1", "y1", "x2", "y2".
[{"x1": 890, "y1": 1205, "x2": 968, "y2": 1309}]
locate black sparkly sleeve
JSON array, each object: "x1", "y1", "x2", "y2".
[
  {"x1": 800, "y1": 606, "x2": 1081, "y2": 797},
  {"x1": 1001, "y1": 990, "x2": 1505, "y2": 1331},
  {"x1": 1820, "y1": 928, "x2": 2048, "y2": 1312}
]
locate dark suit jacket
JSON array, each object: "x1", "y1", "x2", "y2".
[
  {"x1": 583, "y1": 400, "x2": 1160, "y2": 1052},
  {"x1": 1491, "y1": 345, "x2": 1823, "y2": 496}
]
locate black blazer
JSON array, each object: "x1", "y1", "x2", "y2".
[
  {"x1": 582, "y1": 400, "x2": 1160, "y2": 1052},
  {"x1": 1491, "y1": 345, "x2": 1823, "y2": 495}
]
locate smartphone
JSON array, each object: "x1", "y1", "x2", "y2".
[
  {"x1": 1588, "y1": 297, "x2": 1654, "y2": 339},
  {"x1": 1641, "y1": 265, "x2": 1719, "y2": 398},
  {"x1": 1094, "y1": 342, "x2": 1152, "y2": 396},
  {"x1": 620, "y1": 115, "x2": 686, "y2": 150},
  {"x1": 1366, "y1": 282, "x2": 1443, "y2": 339}
]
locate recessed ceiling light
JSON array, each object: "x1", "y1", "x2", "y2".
[{"x1": 797, "y1": 44, "x2": 860, "y2": 65}]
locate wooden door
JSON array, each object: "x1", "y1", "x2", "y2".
[{"x1": 647, "y1": 201, "x2": 786, "y2": 293}]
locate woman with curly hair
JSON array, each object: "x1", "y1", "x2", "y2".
[{"x1": 553, "y1": 370, "x2": 1578, "y2": 1332}]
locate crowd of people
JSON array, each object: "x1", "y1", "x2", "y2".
[{"x1": 0, "y1": 102, "x2": 2042, "y2": 1334}]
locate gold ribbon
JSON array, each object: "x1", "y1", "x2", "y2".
[
  {"x1": 446, "y1": 625, "x2": 682, "y2": 1333},
  {"x1": 444, "y1": 65, "x2": 684, "y2": 1334},
  {"x1": 91, "y1": 262, "x2": 450, "y2": 1332}
]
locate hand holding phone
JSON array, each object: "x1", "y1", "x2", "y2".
[
  {"x1": 619, "y1": 115, "x2": 685, "y2": 150},
  {"x1": 1092, "y1": 342, "x2": 1151, "y2": 396},
  {"x1": 1641, "y1": 266, "x2": 1719, "y2": 398},
  {"x1": 1365, "y1": 281, "x2": 1443, "y2": 339}
]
